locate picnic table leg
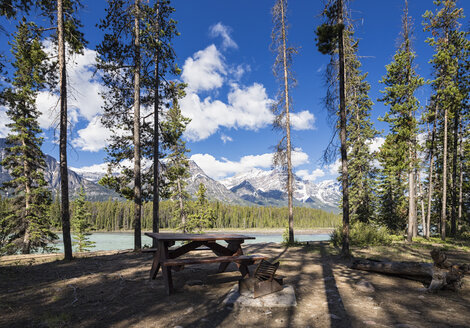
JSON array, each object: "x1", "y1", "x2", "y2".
[
  {"x1": 160, "y1": 241, "x2": 174, "y2": 295},
  {"x1": 150, "y1": 246, "x2": 161, "y2": 280},
  {"x1": 218, "y1": 240, "x2": 243, "y2": 273}
]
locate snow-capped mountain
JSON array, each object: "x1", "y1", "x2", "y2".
[
  {"x1": 0, "y1": 138, "x2": 119, "y2": 201},
  {"x1": 221, "y1": 169, "x2": 341, "y2": 212},
  {"x1": 1, "y1": 136, "x2": 340, "y2": 210}
]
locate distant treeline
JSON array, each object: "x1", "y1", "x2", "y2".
[{"x1": 49, "y1": 198, "x2": 341, "y2": 231}]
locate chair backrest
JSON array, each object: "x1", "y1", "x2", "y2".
[{"x1": 254, "y1": 259, "x2": 279, "y2": 282}]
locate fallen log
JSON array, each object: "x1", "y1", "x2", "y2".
[{"x1": 351, "y1": 249, "x2": 469, "y2": 292}]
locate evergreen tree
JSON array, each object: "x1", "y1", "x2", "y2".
[
  {"x1": 72, "y1": 187, "x2": 95, "y2": 252},
  {"x1": 0, "y1": 20, "x2": 56, "y2": 254},
  {"x1": 143, "y1": 0, "x2": 181, "y2": 240},
  {"x1": 271, "y1": 0, "x2": 296, "y2": 244},
  {"x1": 186, "y1": 183, "x2": 216, "y2": 233},
  {"x1": 377, "y1": 1, "x2": 425, "y2": 239},
  {"x1": 343, "y1": 28, "x2": 379, "y2": 224},
  {"x1": 97, "y1": 0, "x2": 180, "y2": 249},
  {"x1": 161, "y1": 82, "x2": 190, "y2": 232},
  {"x1": 423, "y1": 0, "x2": 467, "y2": 240},
  {"x1": 316, "y1": 0, "x2": 350, "y2": 257},
  {"x1": 37, "y1": 0, "x2": 86, "y2": 260},
  {"x1": 0, "y1": 195, "x2": 14, "y2": 255},
  {"x1": 97, "y1": 0, "x2": 148, "y2": 250}
]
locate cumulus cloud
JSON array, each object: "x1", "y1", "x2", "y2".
[
  {"x1": 290, "y1": 110, "x2": 316, "y2": 130},
  {"x1": 72, "y1": 116, "x2": 111, "y2": 152},
  {"x1": 181, "y1": 45, "x2": 226, "y2": 92},
  {"x1": 327, "y1": 159, "x2": 341, "y2": 176},
  {"x1": 209, "y1": 22, "x2": 238, "y2": 50},
  {"x1": 179, "y1": 41, "x2": 315, "y2": 141},
  {"x1": 190, "y1": 149, "x2": 309, "y2": 180},
  {"x1": 296, "y1": 168, "x2": 325, "y2": 182},
  {"x1": 0, "y1": 108, "x2": 11, "y2": 137},
  {"x1": 181, "y1": 82, "x2": 273, "y2": 141}
]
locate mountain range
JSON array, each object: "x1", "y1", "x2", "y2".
[{"x1": 0, "y1": 138, "x2": 341, "y2": 212}]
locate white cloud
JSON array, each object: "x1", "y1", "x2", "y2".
[
  {"x1": 72, "y1": 116, "x2": 111, "y2": 152},
  {"x1": 292, "y1": 148, "x2": 310, "y2": 166},
  {"x1": 181, "y1": 45, "x2": 226, "y2": 92},
  {"x1": 368, "y1": 137, "x2": 385, "y2": 153},
  {"x1": 181, "y1": 83, "x2": 273, "y2": 141},
  {"x1": 191, "y1": 149, "x2": 309, "y2": 180},
  {"x1": 209, "y1": 22, "x2": 238, "y2": 50},
  {"x1": 221, "y1": 134, "x2": 233, "y2": 143},
  {"x1": 296, "y1": 168, "x2": 325, "y2": 182},
  {"x1": 290, "y1": 110, "x2": 316, "y2": 130},
  {"x1": 327, "y1": 159, "x2": 341, "y2": 176},
  {"x1": 0, "y1": 107, "x2": 11, "y2": 137}
]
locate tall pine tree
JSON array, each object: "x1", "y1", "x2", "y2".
[
  {"x1": 423, "y1": 0, "x2": 467, "y2": 240},
  {"x1": 1, "y1": 19, "x2": 56, "y2": 254},
  {"x1": 316, "y1": 0, "x2": 350, "y2": 256},
  {"x1": 271, "y1": 0, "x2": 296, "y2": 244},
  {"x1": 344, "y1": 27, "x2": 378, "y2": 224},
  {"x1": 161, "y1": 82, "x2": 190, "y2": 232},
  {"x1": 378, "y1": 1, "x2": 424, "y2": 239}
]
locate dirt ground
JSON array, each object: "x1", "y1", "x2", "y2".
[{"x1": 1, "y1": 242, "x2": 469, "y2": 328}]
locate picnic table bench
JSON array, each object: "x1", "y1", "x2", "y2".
[{"x1": 145, "y1": 232, "x2": 267, "y2": 295}]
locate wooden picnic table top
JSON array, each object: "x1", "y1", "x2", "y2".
[{"x1": 144, "y1": 232, "x2": 256, "y2": 242}]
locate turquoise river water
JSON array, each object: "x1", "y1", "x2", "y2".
[{"x1": 49, "y1": 232, "x2": 331, "y2": 253}]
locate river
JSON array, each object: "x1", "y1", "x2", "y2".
[{"x1": 49, "y1": 231, "x2": 331, "y2": 253}]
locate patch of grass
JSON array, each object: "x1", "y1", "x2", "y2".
[
  {"x1": 40, "y1": 312, "x2": 72, "y2": 328},
  {"x1": 331, "y1": 222, "x2": 393, "y2": 247}
]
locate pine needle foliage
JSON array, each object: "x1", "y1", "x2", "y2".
[
  {"x1": 377, "y1": 2, "x2": 425, "y2": 236},
  {"x1": 72, "y1": 187, "x2": 95, "y2": 252},
  {"x1": 0, "y1": 20, "x2": 56, "y2": 254}
]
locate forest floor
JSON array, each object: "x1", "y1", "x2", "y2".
[{"x1": 1, "y1": 240, "x2": 469, "y2": 328}]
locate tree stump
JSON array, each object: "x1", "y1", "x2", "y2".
[{"x1": 351, "y1": 249, "x2": 469, "y2": 292}]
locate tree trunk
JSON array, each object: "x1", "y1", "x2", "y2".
[
  {"x1": 57, "y1": 0, "x2": 72, "y2": 261},
  {"x1": 351, "y1": 249, "x2": 469, "y2": 292},
  {"x1": 177, "y1": 179, "x2": 186, "y2": 232},
  {"x1": 426, "y1": 106, "x2": 438, "y2": 239},
  {"x1": 337, "y1": 0, "x2": 350, "y2": 257},
  {"x1": 450, "y1": 103, "x2": 459, "y2": 236},
  {"x1": 22, "y1": 138, "x2": 31, "y2": 254},
  {"x1": 457, "y1": 121, "x2": 463, "y2": 231},
  {"x1": 441, "y1": 105, "x2": 448, "y2": 241},
  {"x1": 279, "y1": 0, "x2": 294, "y2": 244},
  {"x1": 418, "y1": 169, "x2": 426, "y2": 237},
  {"x1": 152, "y1": 1, "x2": 160, "y2": 248},
  {"x1": 407, "y1": 151, "x2": 416, "y2": 242},
  {"x1": 133, "y1": 0, "x2": 142, "y2": 250}
]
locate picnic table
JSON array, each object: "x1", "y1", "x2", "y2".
[{"x1": 145, "y1": 232, "x2": 266, "y2": 295}]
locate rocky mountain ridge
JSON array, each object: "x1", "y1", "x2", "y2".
[{"x1": 0, "y1": 138, "x2": 340, "y2": 211}]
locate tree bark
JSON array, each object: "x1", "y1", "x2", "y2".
[
  {"x1": 177, "y1": 179, "x2": 186, "y2": 232},
  {"x1": 441, "y1": 104, "x2": 448, "y2": 241},
  {"x1": 426, "y1": 106, "x2": 438, "y2": 239},
  {"x1": 450, "y1": 100, "x2": 459, "y2": 236},
  {"x1": 337, "y1": 0, "x2": 350, "y2": 257},
  {"x1": 418, "y1": 169, "x2": 426, "y2": 237},
  {"x1": 408, "y1": 151, "x2": 416, "y2": 242},
  {"x1": 152, "y1": 1, "x2": 160, "y2": 248},
  {"x1": 279, "y1": 0, "x2": 294, "y2": 244},
  {"x1": 22, "y1": 138, "x2": 31, "y2": 254},
  {"x1": 133, "y1": 0, "x2": 142, "y2": 250},
  {"x1": 457, "y1": 121, "x2": 463, "y2": 231},
  {"x1": 352, "y1": 249, "x2": 469, "y2": 292},
  {"x1": 57, "y1": 0, "x2": 72, "y2": 261}
]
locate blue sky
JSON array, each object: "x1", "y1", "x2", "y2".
[{"x1": 0, "y1": 0, "x2": 468, "y2": 182}]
